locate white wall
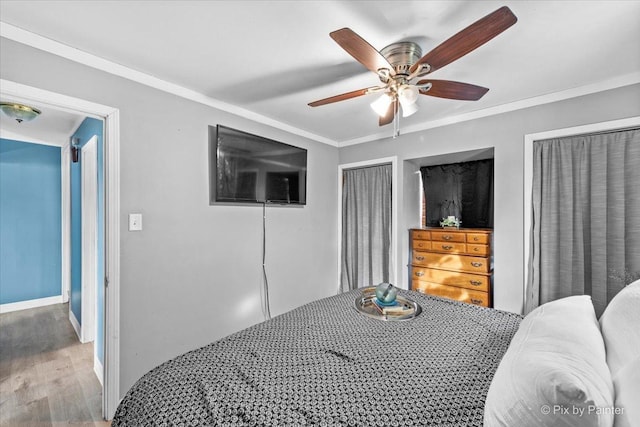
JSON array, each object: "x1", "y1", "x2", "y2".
[
  {"x1": 0, "y1": 38, "x2": 339, "y2": 396},
  {"x1": 339, "y1": 83, "x2": 640, "y2": 314}
]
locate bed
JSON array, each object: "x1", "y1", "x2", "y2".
[
  {"x1": 112, "y1": 282, "x2": 640, "y2": 427},
  {"x1": 112, "y1": 289, "x2": 521, "y2": 426}
]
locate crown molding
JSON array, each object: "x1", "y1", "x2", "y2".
[
  {"x1": 3, "y1": 21, "x2": 638, "y2": 150},
  {"x1": 0, "y1": 22, "x2": 339, "y2": 148},
  {"x1": 338, "y1": 71, "x2": 640, "y2": 147}
]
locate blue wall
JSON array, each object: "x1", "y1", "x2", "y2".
[
  {"x1": 70, "y1": 117, "x2": 105, "y2": 364},
  {"x1": 0, "y1": 139, "x2": 61, "y2": 304}
]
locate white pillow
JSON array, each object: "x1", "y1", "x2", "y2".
[
  {"x1": 599, "y1": 279, "x2": 640, "y2": 376},
  {"x1": 612, "y1": 356, "x2": 640, "y2": 427},
  {"x1": 484, "y1": 295, "x2": 614, "y2": 427}
]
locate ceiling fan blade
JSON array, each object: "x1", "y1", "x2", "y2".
[
  {"x1": 379, "y1": 99, "x2": 397, "y2": 126},
  {"x1": 418, "y1": 80, "x2": 489, "y2": 100},
  {"x1": 308, "y1": 87, "x2": 376, "y2": 107},
  {"x1": 409, "y1": 6, "x2": 517, "y2": 75},
  {"x1": 330, "y1": 28, "x2": 395, "y2": 76}
]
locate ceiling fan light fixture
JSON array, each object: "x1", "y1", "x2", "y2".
[
  {"x1": 398, "y1": 85, "x2": 419, "y2": 105},
  {"x1": 398, "y1": 85, "x2": 419, "y2": 117},
  {"x1": 0, "y1": 102, "x2": 42, "y2": 123},
  {"x1": 400, "y1": 100, "x2": 418, "y2": 118},
  {"x1": 370, "y1": 93, "x2": 393, "y2": 117}
]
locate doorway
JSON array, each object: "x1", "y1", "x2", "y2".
[
  {"x1": 523, "y1": 116, "x2": 640, "y2": 314},
  {"x1": 338, "y1": 157, "x2": 399, "y2": 292},
  {"x1": 0, "y1": 79, "x2": 121, "y2": 419}
]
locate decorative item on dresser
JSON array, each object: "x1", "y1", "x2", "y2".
[{"x1": 409, "y1": 227, "x2": 493, "y2": 307}]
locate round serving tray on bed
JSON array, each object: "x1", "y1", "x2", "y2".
[{"x1": 354, "y1": 288, "x2": 422, "y2": 321}]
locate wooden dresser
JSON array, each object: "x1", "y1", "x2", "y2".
[{"x1": 409, "y1": 228, "x2": 493, "y2": 307}]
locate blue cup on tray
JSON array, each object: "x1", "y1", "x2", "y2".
[{"x1": 375, "y1": 283, "x2": 398, "y2": 305}]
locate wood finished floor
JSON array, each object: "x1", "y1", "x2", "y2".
[{"x1": 0, "y1": 303, "x2": 110, "y2": 426}]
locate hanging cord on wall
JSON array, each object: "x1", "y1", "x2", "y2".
[{"x1": 262, "y1": 202, "x2": 272, "y2": 320}]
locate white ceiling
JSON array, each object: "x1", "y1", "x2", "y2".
[{"x1": 1, "y1": 1, "x2": 639, "y2": 146}]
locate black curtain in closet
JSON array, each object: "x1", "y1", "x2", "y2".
[{"x1": 420, "y1": 159, "x2": 494, "y2": 228}]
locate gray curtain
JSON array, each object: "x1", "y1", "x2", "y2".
[
  {"x1": 341, "y1": 164, "x2": 392, "y2": 292},
  {"x1": 526, "y1": 127, "x2": 640, "y2": 316}
]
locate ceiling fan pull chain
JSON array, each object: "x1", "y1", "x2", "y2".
[{"x1": 393, "y1": 104, "x2": 400, "y2": 138}]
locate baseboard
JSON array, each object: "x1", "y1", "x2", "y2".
[
  {"x1": 0, "y1": 295, "x2": 63, "y2": 314},
  {"x1": 69, "y1": 309, "x2": 82, "y2": 341},
  {"x1": 94, "y1": 355, "x2": 104, "y2": 386}
]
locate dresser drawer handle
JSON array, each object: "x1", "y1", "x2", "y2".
[
  {"x1": 442, "y1": 235, "x2": 452, "y2": 240},
  {"x1": 441, "y1": 245, "x2": 453, "y2": 250},
  {"x1": 473, "y1": 247, "x2": 479, "y2": 252},
  {"x1": 470, "y1": 298, "x2": 483, "y2": 305},
  {"x1": 415, "y1": 256, "x2": 425, "y2": 261},
  {"x1": 473, "y1": 236, "x2": 479, "y2": 241},
  {"x1": 469, "y1": 280, "x2": 483, "y2": 286},
  {"x1": 471, "y1": 261, "x2": 483, "y2": 267},
  {"x1": 415, "y1": 271, "x2": 424, "y2": 277}
]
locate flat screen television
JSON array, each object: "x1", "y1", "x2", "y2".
[{"x1": 210, "y1": 125, "x2": 307, "y2": 205}]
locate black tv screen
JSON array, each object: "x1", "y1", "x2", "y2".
[{"x1": 210, "y1": 125, "x2": 307, "y2": 205}]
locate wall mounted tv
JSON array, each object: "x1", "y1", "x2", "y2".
[{"x1": 210, "y1": 125, "x2": 307, "y2": 205}]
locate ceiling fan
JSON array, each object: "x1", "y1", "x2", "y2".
[{"x1": 308, "y1": 6, "x2": 517, "y2": 129}]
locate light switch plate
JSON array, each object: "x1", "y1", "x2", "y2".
[{"x1": 128, "y1": 213, "x2": 142, "y2": 231}]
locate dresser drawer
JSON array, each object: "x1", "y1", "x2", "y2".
[
  {"x1": 411, "y1": 251, "x2": 430, "y2": 265},
  {"x1": 466, "y1": 244, "x2": 489, "y2": 256},
  {"x1": 412, "y1": 240, "x2": 432, "y2": 251},
  {"x1": 430, "y1": 230, "x2": 466, "y2": 243},
  {"x1": 411, "y1": 230, "x2": 431, "y2": 240},
  {"x1": 411, "y1": 251, "x2": 490, "y2": 273},
  {"x1": 430, "y1": 241, "x2": 466, "y2": 254},
  {"x1": 411, "y1": 267, "x2": 490, "y2": 292},
  {"x1": 412, "y1": 281, "x2": 490, "y2": 307},
  {"x1": 466, "y1": 233, "x2": 489, "y2": 244}
]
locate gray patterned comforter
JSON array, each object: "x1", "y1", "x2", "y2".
[{"x1": 112, "y1": 289, "x2": 521, "y2": 426}]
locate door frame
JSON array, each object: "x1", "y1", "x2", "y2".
[
  {"x1": 61, "y1": 143, "x2": 71, "y2": 304},
  {"x1": 337, "y1": 156, "x2": 399, "y2": 291},
  {"x1": 0, "y1": 79, "x2": 121, "y2": 419},
  {"x1": 522, "y1": 116, "x2": 640, "y2": 310}
]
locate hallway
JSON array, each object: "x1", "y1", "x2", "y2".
[{"x1": 0, "y1": 303, "x2": 109, "y2": 426}]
